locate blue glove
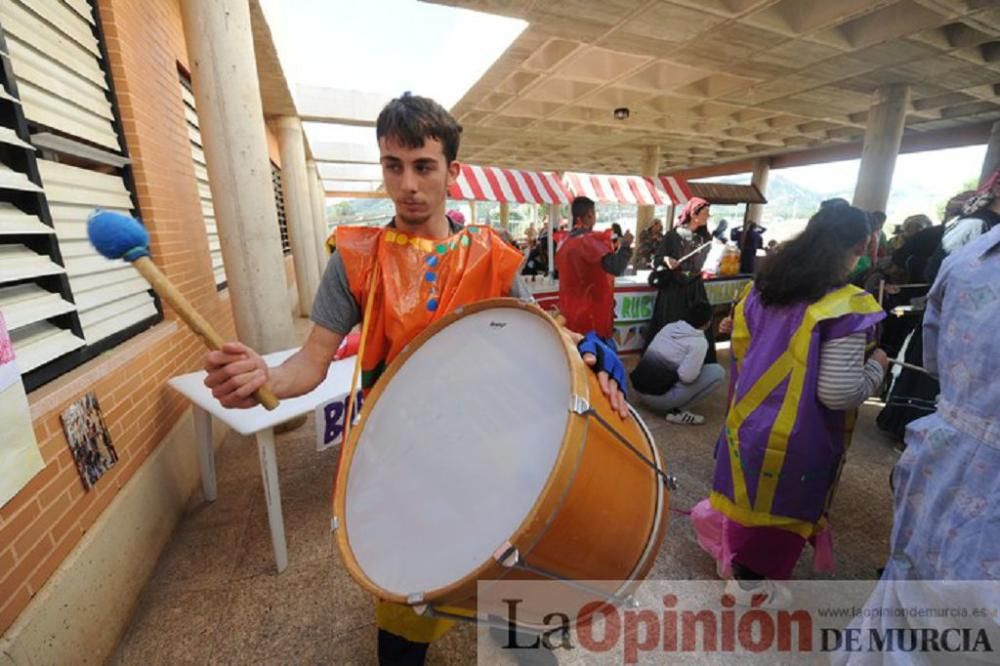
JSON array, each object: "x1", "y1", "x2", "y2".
[{"x1": 577, "y1": 332, "x2": 628, "y2": 400}]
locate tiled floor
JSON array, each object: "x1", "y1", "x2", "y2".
[{"x1": 110, "y1": 321, "x2": 901, "y2": 665}]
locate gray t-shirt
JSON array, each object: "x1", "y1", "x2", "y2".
[{"x1": 311, "y1": 222, "x2": 533, "y2": 335}]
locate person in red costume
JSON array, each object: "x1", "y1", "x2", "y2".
[{"x1": 555, "y1": 196, "x2": 634, "y2": 341}]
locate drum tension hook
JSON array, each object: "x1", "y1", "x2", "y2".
[{"x1": 493, "y1": 541, "x2": 520, "y2": 568}]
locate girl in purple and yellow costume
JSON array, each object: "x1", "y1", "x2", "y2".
[{"x1": 699, "y1": 203, "x2": 888, "y2": 597}]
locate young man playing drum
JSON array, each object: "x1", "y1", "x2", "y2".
[{"x1": 203, "y1": 93, "x2": 630, "y2": 665}]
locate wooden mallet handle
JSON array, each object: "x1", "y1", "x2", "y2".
[
  {"x1": 888, "y1": 358, "x2": 931, "y2": 375},
  {"x1": 133, "y1": 256, "x2": 280, "y2": 410}
]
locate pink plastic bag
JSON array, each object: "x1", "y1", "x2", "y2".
[
  {"x1": 810, "y1": 523, "x2": 835, "y2": 572},
  {"x1": 689, "y1": 497, "x2": 837, "y2": 576},
  {"x1": 689, "y1": 499, "x2": 732, "y2": 577}
]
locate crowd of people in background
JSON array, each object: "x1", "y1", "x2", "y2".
[
  {"x1": 547, "y1": 170, "x2": 999, "y2": 609},
  {"x1": 685, "y1": 171, "x2": 1000, "y2": 608}
]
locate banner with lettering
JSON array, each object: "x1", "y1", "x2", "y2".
[
  {"x1": 614, "y1": 290, "x2": 656, "y2": 323},
  {"x1": 314, "y1": 389, "x2": 364, "y2": 451}
]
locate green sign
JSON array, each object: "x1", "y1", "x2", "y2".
[{"x1": 616, "y1": 292, "x2": 655, "y2": 323}]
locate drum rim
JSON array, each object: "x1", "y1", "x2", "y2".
[
  {"x1": 619, "y1": 404, "x2": 670, "y2": 584},
  {"x1": 332, "y1": 298, "x2": 590, "y2": 605}
]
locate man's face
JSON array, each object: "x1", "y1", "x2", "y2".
[
  {"x1": 379, "y1": 136, "x2": 459, "y2": 227},
  {"x1": 580, "y1": 207, "x2": 597, "y2": 229}
]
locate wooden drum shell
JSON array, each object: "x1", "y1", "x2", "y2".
[{"x1": 333, "y1": 299, "x2": 669, "y2": 619}]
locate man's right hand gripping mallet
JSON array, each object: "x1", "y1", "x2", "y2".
[{"x1": 87, "y1": 209, "x2": 280, "y2": 410}]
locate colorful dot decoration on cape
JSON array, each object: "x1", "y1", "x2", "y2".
[
  {"x1": 424, "y1": 229, "x2": 468, "y2": 311},
  {"x1": 386, "y1": 226, "x2": 485, "y2": 312}
]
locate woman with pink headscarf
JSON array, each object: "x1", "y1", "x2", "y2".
[{"x1": 647, "y1": 197, "x2": 717, "y2": 362}]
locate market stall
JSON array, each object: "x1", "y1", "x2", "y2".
[
  {"x1": 529, "y1": 273, "x2": 751, "y2": 354},
  {"x1": 448, "y1": 163, "x2": 569, "y2": 207},
  {"x1": 561, "y1": 171, "x2": 692, "y2": 208},
  {"x1": 447, "y1": 163, "x2": 571, "y2": 269},
  {"x1": 448, "y1": 163, "x2": 763, "y2": 353},
  {"x1": 545, "y1": 173, "x2": 764, "y2": 353}
]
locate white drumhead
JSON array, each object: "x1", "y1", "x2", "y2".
[{"x1": 344, "y1": 306, "x2": 572, "y2": 597}]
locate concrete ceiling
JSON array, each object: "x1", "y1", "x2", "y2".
[
  {"x1": 250, "y1": 0, "x2": 298, "y2": 119},
  {"x1": 250, "y1": 0, "x2": 323, "y2": 165},
  {"x1": 422, "y1": 0, "x2": 1000, "y2": 175}
]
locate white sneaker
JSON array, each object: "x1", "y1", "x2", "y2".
[
  {"x1": 724, "y1": 578, "x2": 793, "y2": 609},
  {"x1": 665, "y1": 409, "x2": 705, "y2": 425}
]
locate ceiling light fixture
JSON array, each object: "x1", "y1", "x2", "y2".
[{"x1": 613, "y1": 107, "x2": 630, "y2": 121}]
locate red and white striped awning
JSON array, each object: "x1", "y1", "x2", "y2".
[
  {"x1": 562, "y1": 172, "x2": 692, "y2": 205},
  {"x1": 448, "y1": 164, "x2": 571, "y2": 204}
]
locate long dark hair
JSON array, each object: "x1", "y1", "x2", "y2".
[{"x1": 755, "y1": 203, "x2": 870, "y2": 306}]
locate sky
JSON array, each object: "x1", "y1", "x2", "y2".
[
  {"x1": 776, "y1": 144, "x2": 986, "y2": 196},
  {"x1": 260, "y1": 0, "x2": 526, "y2": 144}
]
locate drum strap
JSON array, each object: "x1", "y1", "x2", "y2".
[{"x1": 343, "y1": 261, "x2": 381, "y2": 452}]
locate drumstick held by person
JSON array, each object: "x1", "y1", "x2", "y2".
[{"x1": 202, "y1": 93, "x2": 628, "y2": 666}]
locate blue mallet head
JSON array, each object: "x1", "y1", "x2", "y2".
[{"x1": 87, "y1": 209, "x2": 150, "y2": 262}]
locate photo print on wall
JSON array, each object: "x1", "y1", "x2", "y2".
[{"x1": 61, "y1": 392, "x2": 118, "y2": 490}]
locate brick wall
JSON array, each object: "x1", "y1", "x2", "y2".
[{"x1": 0, "y1": 0, "x2": 282, "y2": 633}]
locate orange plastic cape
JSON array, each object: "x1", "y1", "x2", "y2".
[
  {"x1": 555, "y1": 229, "x2": 615, "y2": 339},
  {"x1": 336, "y1": 223, "x2": 524, "y2": 391}
]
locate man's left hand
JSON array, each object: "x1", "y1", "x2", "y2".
[{"x1": 576, "y1": 332, "x2": 630, "y2": 419}]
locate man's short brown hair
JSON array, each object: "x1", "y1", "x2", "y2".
[
  {"x1": 376, "y1": 92, "x2": 463, "y2": 163},
  {"x1": 571, "y1": 196, "x2": 595, "y2": 223}
]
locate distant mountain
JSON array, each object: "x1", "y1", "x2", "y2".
[
  {"x1": 758, "y1": 174, "x2": 827, "y2": 221},
  {"x1": 329, "y1": 198, "x2": 395, "y2": 225},
  {"x1": 760, "y1": 173, "x2": 954, "y2": 225}
]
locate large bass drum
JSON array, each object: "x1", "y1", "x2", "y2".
[{"x1": 333, "y1": 299, "x2": 669, "y2": 625}]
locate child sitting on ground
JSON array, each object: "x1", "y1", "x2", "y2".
[{"x1": 631, "y1": 300, "x2": 724, "y2": 425}]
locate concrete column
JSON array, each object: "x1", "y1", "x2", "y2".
[
  {"x1": 306, "y1": 162, "x2": 328, "y2": 273},
  {"x1": 469, "y1": 201, "x2": 478, "y2": 225},
  {"x1": 275, "y1": 116, "x2": 321, "y2": 316},
  {"x1": 745, "y1": 157, "x2": 771, "y2": 224},
  {"x1": 852, "y1": 84, "x2": 910, "y2": 213},
  {"x1": 499, "y1": 202, "x2": 510, "y2": 229},
  {"x1": 979, "y1": 120, "x2": 1000, "y2": 187},
  {"x1": 636, "y1": 145, "x2": 660, "y2": 238},
  {"x1": 180, "y1": 0, "x2": 293, "y2": 353}
]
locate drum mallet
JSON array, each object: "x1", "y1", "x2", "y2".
[
  {"x1": 87, "y1": 209, "x2": 280, "y2": 410},
  {"x1": 888, "y1": 358, "x2": 931, "y2": 376},
  {"x1": 665, "y1": 239, "x2": 715, "y2": 268}
]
